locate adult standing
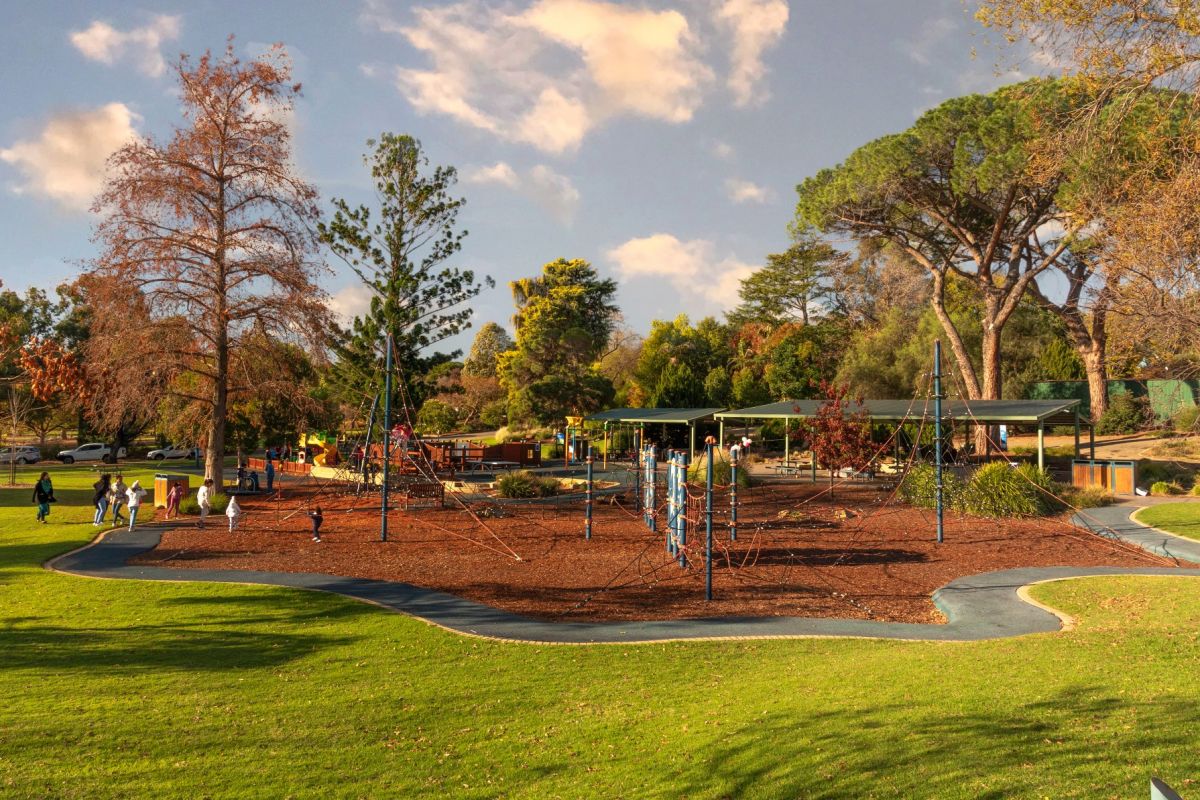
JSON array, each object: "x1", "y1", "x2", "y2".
[
  {"x1": 91, "y1": 474, "x2": 111, "y2": 526},
  {"x1": 197, "y1": 478, "x2": 214, "y2": 528},
  {"x1": 109, "y1": 474, "x2": 127, "y2": 525},
  {"x1": 264, "y1": 451, "x2": 275, "y2": 492},
  {"x1": 32, "y1": 472, "x2": 55, "y2": 523},
  {"x1": 125, "y1": 480, "x2": 147, "y2": 531}
]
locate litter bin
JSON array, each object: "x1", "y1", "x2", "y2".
[{"x1": 154, "y1": 474, "x2": 190, "y2": 508}]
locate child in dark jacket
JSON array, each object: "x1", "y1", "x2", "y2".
[{"x1": 309, "y1": 506, "x2": 323, "y2": 542}]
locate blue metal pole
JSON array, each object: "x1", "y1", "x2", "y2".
[
  {"x1": 705, "y1": 441, "x2": 714, "y2": 601},
  {"x1": 647, "y1": 444, "x2": 656, "y2": 532},
  {"x1": 934, "y1": 339, "x2": 944, "y2": 544},
  {"x1": 633, "y1": 430, "x2": 641, "y2": 516},
  {"x1": 678, "y1": 451, "x2": 689, "y2": 568},
  {"x1": 729, "y1": 447, "x2": 738, "y2": 541},
  {"x1": 382, "y1": 333, "x2": 392, "y2": 542},
  {"x1": 667, "y1": 451, "x2": 676, "y2": 553},
  {"x1": 585, "y1": 446, "x2": 593, "y2": 540}
]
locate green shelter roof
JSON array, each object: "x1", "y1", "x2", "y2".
[
  {"x1": 715, "y1": 398, "x2": 1080, "y2": 425},
  {"x1": 584, "y1": 407, "x2": 725, "y2": 425}
]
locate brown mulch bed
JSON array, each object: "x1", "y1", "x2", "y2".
[{"x1": 129, "y1": 481, "x2": 1182, "y2": 624}]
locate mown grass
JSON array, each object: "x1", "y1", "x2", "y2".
[
  {"x1": 2, "y1": 465, "x2": 1200, "y2": 797},
  {"x1": 1135, "y1": 502, "x2": 1200, "y2": 542}
]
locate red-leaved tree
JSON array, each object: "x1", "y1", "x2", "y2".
[
  {"x1": 84, "y1": 41, "x2": 329, "y2": 480},
  {"x1": 800, "y1": 380, "x2": 876, "y2": 489}
]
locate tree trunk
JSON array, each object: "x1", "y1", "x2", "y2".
[
  {"x1": 1083, "y1": 346, "x2": 1108, "y2": 423},
  {"x1": 977, "y1": 326, "x2": 1003, "y2": 455},
  {"x1": 206, "y1": 329, "x2": 229, "y2": 484}
]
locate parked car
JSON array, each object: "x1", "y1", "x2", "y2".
[
  {"x1": 146, "y1": 444, "x2": 199, "y2": 460},
  {"x1": 0, "y1": 446, "x2": 41, "y2": 464},
  {"x1": 56, "y1": 443, "x2": 128, "y2": 464}
]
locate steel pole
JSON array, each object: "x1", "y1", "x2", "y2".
[
  {"x1": 729, "y1": 448, "x2": 738, "y2": 541},
  {"x1": 382, "y1": 333, "x2": 392, "y2": 542},
  {"x1": 705, "y1": 441, "x2": 714, "y2": 601},
  {"x1": 585, "y1": 446, "x2": 593, "y2": 540},
  {"x1": 934, "y1": 339, "x2": 944, "y2": 544}
]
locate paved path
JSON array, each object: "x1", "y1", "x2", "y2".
[
  {"x1": 47, "y1": 524, "x2": 1200, "y2": 645},
  {"x1": 1072, "y1": 503, "x2": 1200, "y2": 564}
]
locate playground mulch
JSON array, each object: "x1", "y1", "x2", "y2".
[{"x1": 130, "y1": 481, "x2": 1179, "y2": 623}]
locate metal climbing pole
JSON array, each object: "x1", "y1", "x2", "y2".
[
  {"x1": 729, "y1": 446, "x2": 738, "y2": 541},
  {"x1": 666, "y1": 450, "x2": 676, "y2": 553},
  {"x1": 645, "y1": 444, "x2": 656, "y2": 532},
  {"x1": 705, "y1": 441, "x2": 714, "y2": 601},
  {"x1": 934, "y1": 339, "x2": 945, "y2": 545},
  {"x1": 677, "y1": 451, "x2": 689, "y2": 568},
  {"x1": 585, "y1": 446, "x2": 593, "y2": 540},
  {"x1": 382, "y1": 333, "x2": 393, "y2": 543}
]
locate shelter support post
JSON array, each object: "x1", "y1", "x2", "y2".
[
  {"x1": 1089, "y1": 423, "x2": 1095, "y2": 460},
  {"x1": 784, "y1": 418, "x2": 790, "y2": 463},
  {"x1": 718, "y1": 420, "x2": 724, "y2": 447},
  {"x1": 1037, "y1": 422, "x2": 1045, "y2": 472},
  {"x1": 1074, "y1": 409, "x2": 1080, "y2": 459},
  {"x1": 689, "y1": 424, "x2": 696, "y2": 460},
  {"x1": 603, "y1": 422, "x2": 609, "y2": 470}
]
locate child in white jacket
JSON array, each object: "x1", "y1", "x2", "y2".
[
  {"x1": 125, "y1": 480, "x2": 147, "y2": 532},
  {"x1": 226, "y1": 495, "x2": 242, "y2": 532}
]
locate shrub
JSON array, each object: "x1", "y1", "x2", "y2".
[
  {"x1": 417, "y1": 400, "x2": 460, "y2": 435},
  {"x1": 899, "y1": 464, "x2": 963, "y2": 510},
  {"x1": 960, "y1": 462, "x2": 1054, "y2": 518},
  {"x1": 495, "y1": 471, "x2": 559, "y2": 498},
  {"x1": 1150, "y1": 481, "x2": 1183, "y2": 497},
  {"x1": 1095, "y1": 393, "x2": 1151, "y2": 435},
  {"x1": 179, "y1": 492, "x2": 229, "y2": 515},
  {"x1": 1056, "y1": 484, "x2": 1114, "y2": 509},
  {"x1": 480, "y1": 400, "x2": 507, "y2": 430},
  {"x1": 687, "y1": 454, "x2": 754, "y2": 487},
  {"x1": 1173, "y1": 404, "x2": 1200, "y2": 433},
  {"x1": 1138, "y1": 460, "x2": 1196, "y2": 489}
]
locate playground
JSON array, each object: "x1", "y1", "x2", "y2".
[{"x1": 129, "y1": 476, "x2": 1177, "y2": 623}]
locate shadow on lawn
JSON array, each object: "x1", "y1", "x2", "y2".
[
  {"x1": 676, "y1": 684, "x2": 1198, "y2": 798},
  {"x1": 0, "y1": 592, "x2": 367, "y2": 673}
]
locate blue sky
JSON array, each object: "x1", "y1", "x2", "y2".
[{"x1": 0, "y1": 0, "x2": 1043, "y2": 354}]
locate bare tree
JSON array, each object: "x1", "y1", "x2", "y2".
[{"x1": 84, "y1": 42, "x2": 328, "y2": 481}]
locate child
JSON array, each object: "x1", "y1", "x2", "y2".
[
  {"x1": 165, "y1": 481, "x2": 184, "y2": 520},
  {"x1": 32, "y1": 472, "x2": 55, "y2": 524},
  {"x1": 125, "y1": 480, "x2": 147, "y2": 531},
  {"x1": 226, "y1": 494, "x2": 242, "y2": 532},
  {"x1": 308, "y1": 505, "x2": 323, "y2": 542},
  {"x1": 109, "y1": 474, "x2": 127, "y2": 525},
  {"x1": 92, "y1": 474, "x2": 111, "y2": 526},
  {"x1": 197, "y1": 478, "x2": 213, "y2": 528}
]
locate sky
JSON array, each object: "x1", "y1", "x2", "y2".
[{"x1": 0, "y1": 0, "x2": 1046, "y2": 355}]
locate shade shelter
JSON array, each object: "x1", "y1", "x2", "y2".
[
  {"x1": 714, "y1": 398, "x2": 1085, "y2": 470},
  {"x1": 584, "y1": 407, "x2": 725, "y2": 461}
]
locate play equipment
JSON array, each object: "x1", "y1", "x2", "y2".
[{"x1": 300, "y1": 431, "x2": 339, "y2": 467}]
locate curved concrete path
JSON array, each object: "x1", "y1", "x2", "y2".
[
  {"x1": 1072, "y1": 503, "x2": 1200, "y2": 564},
  {"x1": 47, "y1": 525, "x2": 1199, "y2": 644}
]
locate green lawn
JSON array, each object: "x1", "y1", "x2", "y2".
[
  {"x1": 1135, "y1": 502, "x2": 1200, "y2": 542},
  {"x1": 3, "y1": 466, "x2": 1200, "y2": 798}
]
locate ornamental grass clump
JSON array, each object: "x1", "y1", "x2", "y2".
[
  {"x1": 687, "y1": 457, "x2": 754, "y2": 488},
  {"x1": 495, "y1": 471, "x2": 559, "y2": 499},
  {"x1": 1150, "y1": 481, "x2": 1184, "y2": 497},
  {"x1": 961, "y1": 462, "x2": 1054, "y2": 518}
]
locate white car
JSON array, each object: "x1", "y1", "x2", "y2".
[
  {"x1": 56, "y1": 443, "x2": 128, "y2": 464},
  {"x1": 0, "y1": 446, "x2": 41, "y2": 464},
  {"x1": 147, "y1": 444, "x2": 199, "y2": 460}
]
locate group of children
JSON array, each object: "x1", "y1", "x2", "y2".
[{"x1": 87, "y1": 473, "x2": 148, "y2": 531}]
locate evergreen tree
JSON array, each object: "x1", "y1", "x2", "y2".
[{"x1": 320, "y1": 134, "x2": 492, "y2": 411}]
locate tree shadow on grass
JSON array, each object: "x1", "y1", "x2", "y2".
[
  {"x1": 669, "y1": 684, "x2": 1199, "y2": 799},
  {"x1": 0, "y1": 619, "x2": 359, "y2": 673}
]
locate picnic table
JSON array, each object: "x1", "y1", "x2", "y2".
[{"x1": 464, "y1": 460, "x2": 521, "y2": 472}]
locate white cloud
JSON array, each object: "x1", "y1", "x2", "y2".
[
  {"x1": 711, "y1": 139, "x2": 736, "y2": 160},
  {"x1": 607, "y1": 233, "x2": 754, "y2": 308},
  {"x1": 328, "y1": 283, "x2": 375, "y2": 324},
  {"x1": 527, "y1": 164, "x2": 580, "y2": 223},
  {"x1": 899, "y1": 16, "x2": 956, "y2": 67},
  {"x1": 365, "y1": 0, "x2": 717, "y2": 153},
  {"x1": 726, "y1": 178, "x2": 772, "y2": 204},
  {"x1": 465, "y1": 162, "x2": 580, "y2": 223},
  {"x1": 69, "y1": 15, "x2": 181, "y2": 78},
  {"x1": 465, "y1": 162, "x2": 520, "y2": 187},
  {"x1": 0, "y1": 103, "x2": 138, "y2": 211},
  {"x1": 714, "y1": 0, "x2": 788, "y2": 107}
]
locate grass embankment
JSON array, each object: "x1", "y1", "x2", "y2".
[
  {"x1": 2, "y1": 466, "x2": 1200, "y2": 797},
  {"x1": 1135, "y1": 503, "x2": 1200, "y2": 542}
]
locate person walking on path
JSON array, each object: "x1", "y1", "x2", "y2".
[
  {"x1": 196, "y1": 478, "x2": 214, "y2": 528},
  {"x1": 264, "y1": 455, "x2": 275, "y2": 492},
  {"x1": 309, "y1": 505, "x2": 323, "y2": 542},
  {"x1": 32, "y1": 472, "x2": 55, "y2": 523},
  {"x1": 165, "y1": 481, "x2": 184, "y2": 520},
  {"x1": 226, "y1": 494, "x2": 242, "y2": 532},
  {"x1": 125, "y1": 480, "x2": 147, "y2": 531},
  {"x1": 109, "y1": 474, "x2": 127, "y2": 526},
  {"x1": 91, "y1": 474, "x2": 111, "y2": 526}
]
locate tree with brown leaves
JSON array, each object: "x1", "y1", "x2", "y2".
[{"x1": 84, "y1": 41, "x2": 328, "y2": 481}]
